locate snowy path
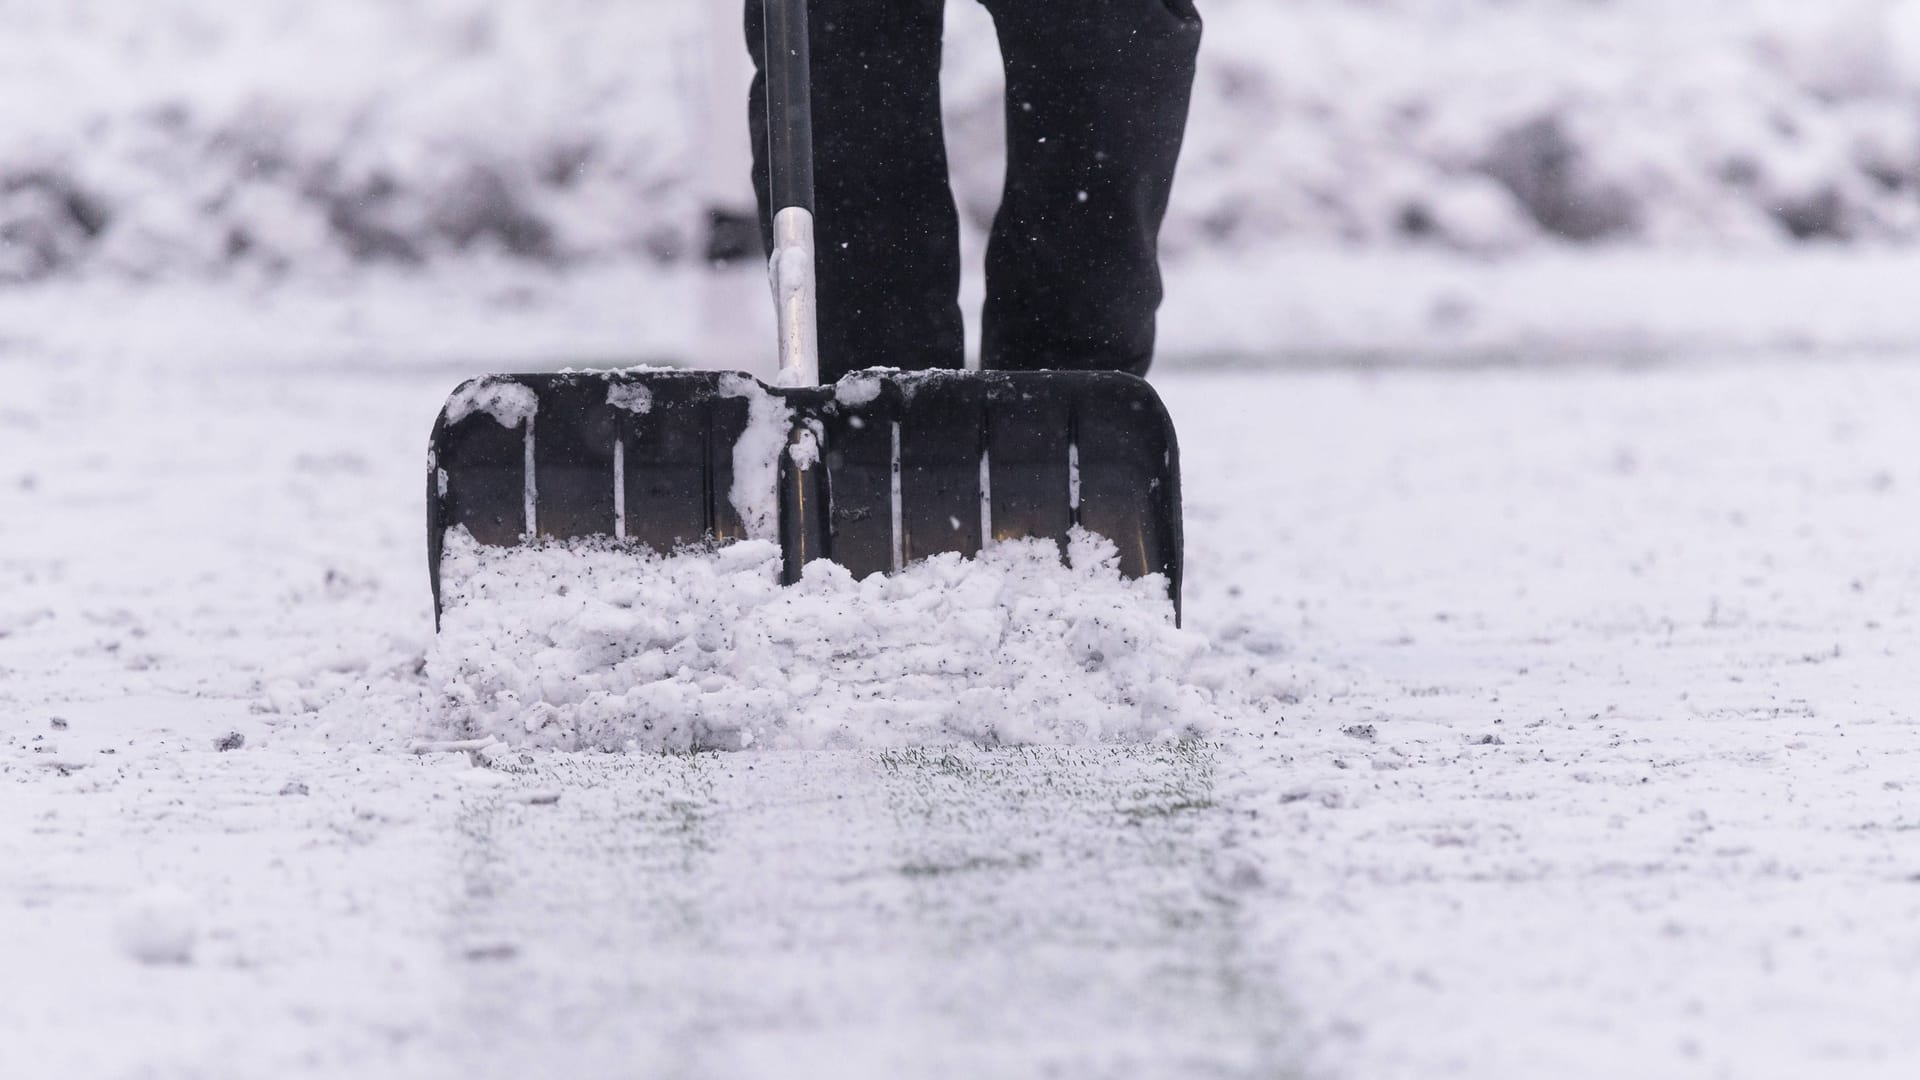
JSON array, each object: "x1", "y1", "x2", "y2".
[
  {"x1": 1171, "y1": 367, "x2": 1920, "y2": 1077},
  {"x1": 437, "y1": 747, "x2": 1282, "y2": 1078},
  {"x1": 5, "y1": 303, "x2": 1920, "y2": 1077},
  {"x1": 2, "y1": 729, "x2": 1285, "y2": 1078}
]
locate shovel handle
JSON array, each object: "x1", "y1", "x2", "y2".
[
  {"x1": 764, "y1": 0, "x2": 821, "y2": 385},
  {"x1": 763, "y1": 0, "x2": 814, "y2": 216}
]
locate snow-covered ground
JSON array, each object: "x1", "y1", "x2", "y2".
[
  {"x1": 7, "y1": 0, "x2": 1920, "y2": 1075},
  {"x1": 5, "y1": 267, "x2": 1918, "y2": 1077}
]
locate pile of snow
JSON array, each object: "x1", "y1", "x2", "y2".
[
  {"x1": 113, "y1": 886, "x2": 200, "y2": 967},
  {"x1": 6, "y1": 0, "x2": 1920, "y2": 282},
  {"x1": 1166, "y1": 0, "x2": 1920, "y2": 252},
  {"x1": 0, "y1": 0, "x2": 699, "y2": 282},
  {"x1": 428, "y1": 528, "x2": 1219, "y2": 751}
]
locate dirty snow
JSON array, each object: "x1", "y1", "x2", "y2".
[
  {"x1": 605, "y1": 380, "x2": 652, "y2": 414},
  {"x1": 429, "y1": 528, "x2": 1218, "y2": 752}
]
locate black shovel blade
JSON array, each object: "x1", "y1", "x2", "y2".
[{"x1": 427, "y1": 369, "x2": 1182, "y2": 622}]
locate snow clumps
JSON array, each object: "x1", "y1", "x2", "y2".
[
  {"x1": 114, "y1": 886, "x2": 200, "y2": 966},
  {"x1": 443, "y1": 378, "x2": 538, "y2": 428},
  {"x1": 428, "y1": 528, "x2": 1216, "y2": 751}
]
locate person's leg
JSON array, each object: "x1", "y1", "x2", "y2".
[
  {"x1": 747, "y1": 0, "x2": 964, "y2": 380},
  {"x1": 977, "y1": 0, "x2": 1201, "y2": 376}
]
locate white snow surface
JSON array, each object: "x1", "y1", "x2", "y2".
[
  {"x1": 6, "y1": 273, "x2": 1918, "y2": 1076},
  {"x1": 430, "y1": 528, "x2": 1217, "y2": 752}
]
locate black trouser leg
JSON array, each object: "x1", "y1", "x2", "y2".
[
  {"x1": 978, "y1": 0, "x2": 1201, "y2": 376},
  {"x1": 747, "y1": 0, "x2": 965, "y2": 381}
]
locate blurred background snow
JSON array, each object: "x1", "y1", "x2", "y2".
[{"x1": 7, "y1": 0, "x2": 1920, "y2": 285}]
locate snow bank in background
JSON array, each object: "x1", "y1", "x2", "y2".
[
  {"x1": 428, "y1": 528, "x2": 1221, "y2": 751},
  {"x1": 5, "y1": 0, "x2": 1920, "y2": 283},
  {"x1": 1166, "y1": 0, "x2": 1920, "y2": 252},
  {"x1": 0, "y1": 0, "x2": 700, "y2": 282}
]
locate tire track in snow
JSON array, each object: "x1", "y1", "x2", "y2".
[{"x1": 433, "y1": 745, "x2": 1298, "y2": 1079}]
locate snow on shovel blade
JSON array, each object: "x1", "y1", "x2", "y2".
[{"x1": 427, "y1": 369, "x2": 1183, "y2": 621}]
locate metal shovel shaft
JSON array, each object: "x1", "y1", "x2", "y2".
[
  {"x1": 763, "y1": 0, "x2": 820, "y2": 386},
  {"x1": 762, "y1": 0, "x2": 827, "y2": 580},
  {"x1": 761, "y1": 0, "x2": 814, "y2": 222}
]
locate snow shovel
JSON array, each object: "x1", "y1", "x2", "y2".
[{"x1": 426, "y1": 0, "x2": 1182, "y2": 622}]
